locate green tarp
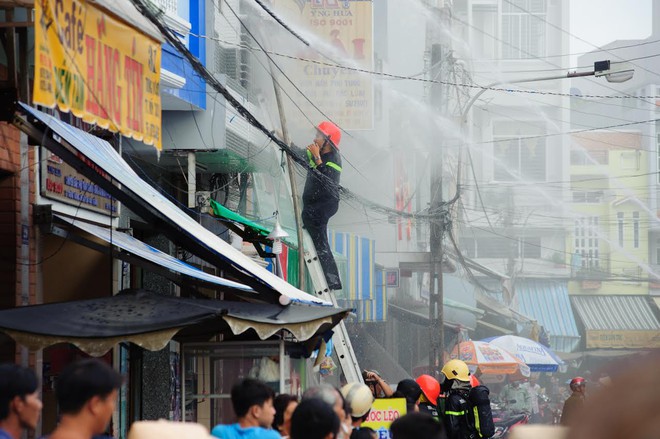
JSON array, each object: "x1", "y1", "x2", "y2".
[{"x1": 210, "y1": 199, "x2": 271, "y2": 236}]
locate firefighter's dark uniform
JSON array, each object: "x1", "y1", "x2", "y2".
[
  {"x1": 418, "y1": 401, "x2": 440, "y2": 420},
  {"x1": 443, "y1": 390, "x2": 474, "y2": 439},
  {"x1": 560, "y1": 393, "x2": 585, "y2": 426},
  {"x1": 301, "y1": 148, "x2": 343, "y2": 290}
]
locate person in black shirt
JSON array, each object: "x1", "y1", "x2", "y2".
[{"x1": 299, "y1": 121, "x2": 343, "y2": 290}]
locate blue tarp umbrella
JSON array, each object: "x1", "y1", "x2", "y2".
[{"x1": 482, "y1": 335, "x2": 564, "y2": 372}]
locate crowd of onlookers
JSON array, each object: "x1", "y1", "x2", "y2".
[
  {"x1": 0, "y1": 360, "x2": 445, "y2": 439},
  {"x1": 3, "y1": 354, "x2": 659, "y2": 439}
]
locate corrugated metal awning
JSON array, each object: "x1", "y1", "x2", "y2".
[
  {"x1": 15, "y1": 103, "x2": 330, "y2": 307},
  {"x1": 653, "y1": 297, "x2": 660, "y2": 312},
  {"x1": 571, "y1": 295, "x2": 660, "y2": 349},
  {"x1": 54, "y1": 215, "x2": 253, "y2": 293},
  {"x1": 516, "y1": 281, "x2": 581, "y2": 353}
]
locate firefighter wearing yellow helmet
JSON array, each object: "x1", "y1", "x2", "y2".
[{"x1": 440, "y1": 359, "x2": 494, "y2": 439}]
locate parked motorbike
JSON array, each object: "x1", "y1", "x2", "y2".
[
  {"x1": 538, "y1": 393, "x2": 562, "y2": 424},
  {"x1": 491, "y1": 400, "x2": 530, "y2": 438}
]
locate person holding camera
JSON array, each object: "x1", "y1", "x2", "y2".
[{"x1": 362, "y1": 370, "x2": 393, "y2": 399}]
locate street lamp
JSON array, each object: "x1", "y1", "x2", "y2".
[
  {"x1": 450, "y1": 58, "x2": 635, "y2": 326},
  {"x1": 593, "y1": 60, "x2": 635, "y2": 83},
  {"x1": 461, "y1": 60, "x2": 635, "y2": 122}
]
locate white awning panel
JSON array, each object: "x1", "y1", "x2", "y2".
[
  {"x1": 56, "y1": 215, "x2": 252, "y2": 292},
  {"x1": 18, "y1": 103, "x2": 330, "y2": 306}
]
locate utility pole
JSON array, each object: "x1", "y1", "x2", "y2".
[
  {"x1": 428, "y1": 3, "x2": 452, "y2": 375},
  {"x1": 504, "y1": 186, "x2": 516, "y2": 305}
]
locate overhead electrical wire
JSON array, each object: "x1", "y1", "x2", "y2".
[
  {"x1": 451, "y1": 10, "x2": 660, "y2": 275},
  {"x1": 452, "y1": 218, "x2": 660, "y2": 281},
  {"x1": 129, "y1": 0, "x2": 443, "y2": 221},
  {"x1": 473, "y1": 100, "x2": 660, "y2": 154},
  {"x1": 213, "y1": 0, "x2": 377, "y2": 187},
  {"x1": 250, "y1": 0, "x2": 310, "y2": 46},
  {"x1": 189, "y1": 31, "x2": 660, "y2": 100},
  {"x1": 501, "y1": 0, "x2": 660, "y2": 82},
  {"x1": 451, "y1": 13, "x2": 660, "y2": 110},
  {"x1": 141, "y1": 0, "x2": 660, "y2": 272},
  {"x1": 460, "y1": 38, "x2": 660, "y2": 62},
  {"x1": 473, "y1": 117, "x2": 660, "y2": 146}
]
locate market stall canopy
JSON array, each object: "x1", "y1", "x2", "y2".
[
  {"x1": 14, "y1": 103, "x2": 330, "y2": 307},
  {"x1": 451, "y1": 340, "x2": 530, "y2": 376},
  {"x1": 0, "y1": 290, "x2": 349, "y2": 356},
  {"x1": 482, "y1": 335, "x2": 564, "y2": 372}
]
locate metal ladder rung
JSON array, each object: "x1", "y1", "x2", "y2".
[{"x1": 301, "y1": 230, "x2": 362, "y2": 384}]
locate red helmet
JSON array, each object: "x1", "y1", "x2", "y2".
[
  {"x1": 415, "y1": 375, "x2": 440, "y2": 406},
  {"x1": 570, "y1": 377, "x2": 586, "y2": 390},
  {"x1": 470, "y1": 375, "x2": 480, "y2": 387},
  {"x1": 317, "y1": 121, "x2": 341, "y2": 148}
]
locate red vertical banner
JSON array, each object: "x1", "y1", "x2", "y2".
[
  {"x1": 279, "y1": 245, "x2": 289, "y2": 281},
  {"x1": 394, "y1": 153, "x2": 412, "y2": 241}
]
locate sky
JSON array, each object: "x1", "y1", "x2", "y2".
[{"x1": 570, "y1": 0, "x2": 653, "y2": 66}]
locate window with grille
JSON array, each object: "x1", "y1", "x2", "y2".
[
  {"x1": 570, "y1": 148, "x2": 608, "y2": 165},
  {"x1": 572, "y1": 190, "x2": 604, "y2": 203},
  {"x1": 575, "y1": 217, "x2": 599, "y2": 268},
  {"x1": 476, "y1": 237, "x2": 511, "y2": 258},
  {"x1": 633, "y1": 212, "x2": 640, "y2": 248},
  {"x1": 520, "y1": 237, "x2": 541, "y2": 259},
  {"x1": 502, "y1": 0, "x2": 547, "y2": 59},
  {"x1": 620, "y1": 151, "x2": 639, "y2": 170},
  {"x1": 657, "y1": 128, "x2": 660, "y2": 183},
  {"x1": 472, "y1": 4, "x2": 498, "y2": 58},
  {"x1": 493, "y1": 122, "x2": 546, "y2": 182},
  {"x1": 465, "y1": 236, "x2": 541, "y2": 259},
  {"x1": 617, "y1": 212, "x2": 624, "y2": 247}
]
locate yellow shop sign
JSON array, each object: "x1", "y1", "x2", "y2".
[{"x1": 34, "y1": 0, "x2": 162, "y2": 150}]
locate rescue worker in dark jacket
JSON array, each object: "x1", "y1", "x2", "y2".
[
  {"x1": 560, "y1": 377, "x2": 586, "y2": 426},
  {"x1": 440, "y1": 360, "x2": 474, "y2": 439},
  {"x1": 297, "y1": 121, "x2": 343, "y2": 290},
  {"x1": 415, "y1": 375, "x2": 441, "y2": 420}
]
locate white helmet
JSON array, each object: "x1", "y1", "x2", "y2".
[{"x1": 341, "y1": 383, "x2": 374, "y2": 418}]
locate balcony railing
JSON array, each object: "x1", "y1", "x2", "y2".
[{"x1": 571, "y1": 253, "x2": 610, "y2": 279}]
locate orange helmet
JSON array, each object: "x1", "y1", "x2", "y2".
[
  {"x1": 317, "y1": 121, "x2": 341, "y2": 148},
  {"x1": 415, "y1": 375, "x2": 440, "y2": 406},
  {"x1": 470, "y1": 375, "x2": 480, "y2": 387}
]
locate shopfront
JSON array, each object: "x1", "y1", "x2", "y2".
[{"x1": 6, "y1": 102, "x2": 350, "y2": 437}]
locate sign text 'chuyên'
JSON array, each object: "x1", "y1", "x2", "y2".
[
  {"x1": 34, "y1": 0, "x2": 162, "y2": 150},
  {"x1": 272, "y1": 0, "x2": 374, "y2": 131}
]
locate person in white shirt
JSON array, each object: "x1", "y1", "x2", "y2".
[{"x1": 526, "y1": 377, "x2": 542, "y2": 423}]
